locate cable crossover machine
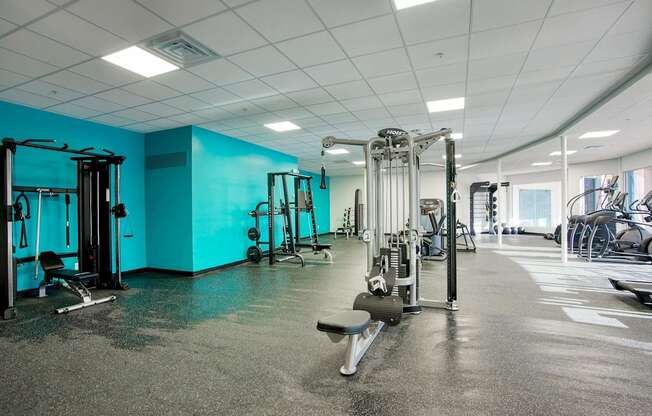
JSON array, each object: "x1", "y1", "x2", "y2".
[
  {"x1": 1, "y1": 138, "x2": 129, "y2": 319},
  {"x1": 316, "y1": 127, "x2": 460, "y2": 375}
]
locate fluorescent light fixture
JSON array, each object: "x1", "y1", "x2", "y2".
[
  {"x1": 264, "y1": 121, "x2": 301, "y2": 132},
  {"x1": 549, "y1": 150, "x2": 577, "y2": 156},
  {"x1": 326, "y1": 148, "x2": 349, "y2": 155},
  {"x1": 427, "y1": 97, "x2": 465, "y2": 113},
  {"x1": 451, "y1": 132, "x2": 463, "y2": 140},
  {"x1": 352, "y1": 160, "x2": 366, "y2": 166},
  {"x1": 579, "y1": 130, "x2": 619, "y2": 139},
  {"x1": 395, "y1": 0, "x2": 438, "y2": 10},
  {"x1": 459, "y1": 164, "x2": 478, "y2": 171},
  {"x1": 102, "y1": 46, "x2": 178, "y2": 77},
  {"x1": 456, "y1": 163, "x2": 462, "y2": 168},
  {"x1": 531, "y1": 162, "x2": 552, "y2": 166},
  {"x1": 442, "y1": 154, "x2": 462, "y2": 159}
]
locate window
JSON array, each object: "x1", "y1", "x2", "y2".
[
  {"x1": 624, "y1": 166, "x2": 652, "y2": 213},
  {"x1": 518, "y1": 189, "x2": 551, "y2": 227},
  {"x1": 578, "y1": 175, "x2": 616, "y2": 213}
]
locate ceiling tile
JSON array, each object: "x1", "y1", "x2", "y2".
[
  {"x1": 191, "y1": 86, "x2": 243, "y2": 105},
  {"x1": 467, "y1": 75, "x2": 516, "y2": 96},
  {"x1": 90, "y1": 113, "x2": 134, "y2": 127},
  {"x1": 415, "y1": 62, "x2": 467, "y2": 88},
  {"x1": 0, "y1": 0, "x2": 55, "y2": 25},
  {"x1": 163, "y1": 95, "x2": 211, "y2": 111},
  {"x1": 274, "y1": 106, "x2": 315, "y2": 120},
  {"x1": 188, "y1": 59, "x2": 253, "y2": 86},
  {"x1": 0, "y1": 29, "x2": 90, "y2": 67},
  {"x1": 229, "y1": 46, "x2": 296, "y2": 77},
  {"x1": 261, "y1": 70, "x2": 317, "y2": 93},
  {"x1": 324, "y1": 80, "x2": 374, "y2": 100},
  {"x1": 341, "y1": 95, "x2": 383, "y2": 111},
  {"x1": 28, "y1": 10, "x2": 127, "y2": 56},
  {"x1": 70, "y1": 95, "x2": 124, "y2": 113},
  {"x1": 610, "y1": 0, "x2": 652, "y2": 35},
  {"x1": 516, "y1": 66, "x2": 574, "y2": 86},
  {"x1": 548, "y1": 0, "x2": 629, "y2": 16},
  {"x1": 472, "y1": 0, "x2": 551, "y2": 31},
  {"x1": 353, "y1": 48, "x2": 412, "y2": 78},
  {"x1": 466, "y1": 89, "x2": 511, "y2": 108},
  {"x1": 522, "y1": 40, "x2": 594, "y2": 72},
  {"x1": 535, "y1": 3, "x2": 628, "y2": 49},
  {"x1": 0, "y1": 68, "x2": 30, "y2": 89},
  {"x1": 321, "y1": 112, "x2": 357, "y2": 124},
  {"x1": 237, "y1": 0, "x2": 323, "y2": 42},
  {"x1": 20, "y1": 79, "x2": 83, "y2": 102},
  {"x1": 331, "y1": 15, "x2": 402, "y2": 57},
  {"x1": 184, "y1": 11, "x2": 267, "y2": 56},
  {"x1": 0, "y1": 88, "x2": 60, "y2": 108},
  {"x1": 113, "y1": 108, "x2": 158, "y2": 122},
  {"x1": 276, "y1": 31, "x2": 346, "y2": 67},
  {"x1": 251, "y1": 95, "x2": 297, "y2": 111},
  {"x1": 574, "y1": 54, "x2": 646, "y2": 78},
  {"x1": 286, "y1": 87, "x2": 333, "y2": 106},
  {"x1": 369, "y1": 72, "x2": 418, "y2": 95},
  {"x1": 0, "y1": 17, "x2": 17, "y2": 35},
  {"x1": 169, "y1": 113, "x2": 208, "y2": 125},
  {"x1": 193, "y1": 107, "x2": 233, "y2": 121},
  {"x1": 42, "y1": 70, "x2": 112, "y2": 95},
  {"x1": 96, "y1": 88, "x2": 152, "y2": 107},
  {"x1": 421, "y1": 82, "x2": 466, "y2": 101},
  {"x1": 152, "y1": 70, "x2": 215, "y2": 93},
  {"x1": 352, "y1": 107, "x2": 392, "y2": 122},
  {"x1": 68, "y1": 0, "x2": 172, "y2": 42},
  {"x1": 70, "y1": 59, "x2": 143, "y2": 86},
  {"x1": 378, "y1": 89, "x2": 422, "y2": 106},
  {"x1": 223, "y1": 79, "x2": 277, "y2": 100},
  {"x1": 47, "y1": 102, "x2": 102, "y2": 118},
  {"x1": 397, "y1": 0, "x2": 471, "y2": 45},
  {"x1": 136, "y1": 0, "x2": 227, "y2": 26},
  {"x1": 307, "y1": 101, "x2": 346, "y2": 116},
  {"x1": 304, "y1": 59, "x2": 361, "y2": 85},
  {"x1": 122, "y1": 80, "x2": 182, "y2": 101},
  {"x1": 147, "y1": 118, "x2": 185, "y2": 129},
  {"x1": 585, "y1": 30, "x2": 652, "y2": 62},
  {"x1": 468, "y1": 53, "x2": 527, "y2": 80},
  {"x1": 0, "y1": 47, "x2": 58, "y2": 77},
  {"x1": 136, "y1": 102, "x2": 183, "y2": 117},
  {"x1": 307, "y1": 0, "x2": 391, "y2": 27},
  {"x1": 124, "y1": 122, "x2": 158, "y2": 133},
  {"x1": 470, "y1": 20, "x2": 541, "y2": 60},
  {"x1": 407, "y1": 35, "x2": 468, "y2": 70}
]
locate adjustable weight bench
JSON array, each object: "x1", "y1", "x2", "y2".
[
  {"x1": 317, "y1": 310, "x2": 384, "y2": 375},
  {"x1": 39, "y1": 251, "x2": 117, "y2": 314}
]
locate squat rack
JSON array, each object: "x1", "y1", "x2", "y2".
[{"x1": 1, "y1": 138, "x2": 128, "y2": 320}]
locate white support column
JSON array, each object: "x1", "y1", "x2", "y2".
[
  {"x1": 560, "y1": 135, "x2": 568, "y2": 264},
  {"x1": 497, "y1": 158, "x2": 502, "y2": 247}
]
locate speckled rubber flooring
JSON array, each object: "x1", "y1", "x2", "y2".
[{"x1": 1, "y1": 235, "x2": 652, "y2": 415}]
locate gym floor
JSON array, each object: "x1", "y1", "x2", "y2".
[{"x1": 1, "y1": 236, "x2": 651, "y2": 416}]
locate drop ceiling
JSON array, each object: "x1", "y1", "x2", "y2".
[{"x1": 0, "y1": 0, "x2": 651, "y2": 176}]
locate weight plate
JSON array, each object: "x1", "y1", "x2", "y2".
[
  {"x1": 246, "y1": 246, "x2": 262, "y2": 263},
  {"x1": 247, "y1": 227, "x2": 260, "y2": 241}
]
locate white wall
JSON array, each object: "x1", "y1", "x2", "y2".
[
  {"x1": 329, "y1": 175, "x2": 364, "y2": 232},
  {"x1": 621, "y1": 147, "x2": 652, "y2": 172}
]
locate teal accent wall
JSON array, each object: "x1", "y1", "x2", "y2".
[
  {"x1": 191, "y1": 126, "x2": 297, "y2": 271},
  {"x1": 144, "y1": 126, "x2": 194, "y2": 271},
  {"x1": 0, "y1": 100, "x2": 146, "y2": 292},
  {"x1": 143, "y1": 126, "x2": 331, "y2": 272}
]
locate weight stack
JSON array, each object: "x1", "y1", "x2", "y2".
[{"x1": 353, "y1": 293, "x2": 403, "y2": 326}]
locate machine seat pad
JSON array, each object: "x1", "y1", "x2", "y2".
[
  {"x1": 317, "y1": 310, "x2": 371, "y2": 335},
  {"x1": 48, "y1": 269, "x2": 98, "y2": 282}
]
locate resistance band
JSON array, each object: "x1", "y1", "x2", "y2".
[{"x1": 13, "y1": 192, "x2": 31, "y2": 248}]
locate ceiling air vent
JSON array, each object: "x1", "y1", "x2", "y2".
[{"x1": 145, "y1": 30, "x2": 219, "y2": 68}]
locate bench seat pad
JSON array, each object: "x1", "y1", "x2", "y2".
[{"x1": 317, "y1": 310, "x2": 371, "y2": 335}]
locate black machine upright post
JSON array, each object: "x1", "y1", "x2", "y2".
[
  {"x1": 267, "y1": 173, "x2": 275, "y2": 265},
  {"x1": 445, "y1": 138, "x2": 457, "y2": 306},
  {"x1": 281, "y1": 174, "x2": 295, "y2": 253},
  {"x1": 1, "y1": 142, "x2": 16, "y2": 320},
  {"x1": 294, "y1": 176, "x2": 301, "y2": 244}
]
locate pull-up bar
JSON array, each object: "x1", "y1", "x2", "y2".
[
  {"x1": 2, "y1": 138, "x2": 123, "y2": 162},
  {"x1": 14, "y1": 186, "x2": 77, "y2": 194}
]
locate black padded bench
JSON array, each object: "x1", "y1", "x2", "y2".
[
  {"x1": 39, "y1": 251, "x2": 116, "y2": 314},
  {"x1": 317, "y1": 310, "x2": 383, "y2": 375}
]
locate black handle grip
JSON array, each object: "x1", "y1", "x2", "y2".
[{"x1": 320, "y1": 165, "x2": 327, "y2": 190}]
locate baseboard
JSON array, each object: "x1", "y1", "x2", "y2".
[{"x1": 127, "y1": 258, "x2": 250, "y2": 278}]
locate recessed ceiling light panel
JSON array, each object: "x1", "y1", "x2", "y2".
[
  {"x1": 326, "y1": 148, "x2": 349, "y2": 155},
  {"x1": 442, "y1": 153, "x2": 462, "y2": 159},
  {"x1": 395, "y1": 0, "x2": 439, "y2": 11},
  {"x1": 549, "y1": 150, "x2": 577, "y2": 156},
  {"x1": 579, "y1": 130, "x2": 620, "y2": 139},
  {"x1": 532, "y1": 162, "x2": 552, "y2": 166},
  {"x1": 102, "y1": 46, "x2": 178, "y2": 77},
  {"x1": 427, "y1": 97, "x2": 465, "y2": 113},
  {"x1": 450, "y1": 132, "x2": 463, "y2": 140},
  {"x1": 264, "y1": 121, "x2": 301, "y2": 132},
  {"x1": 352, "y1": 160, "x2": 366, "y2": 166}
]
